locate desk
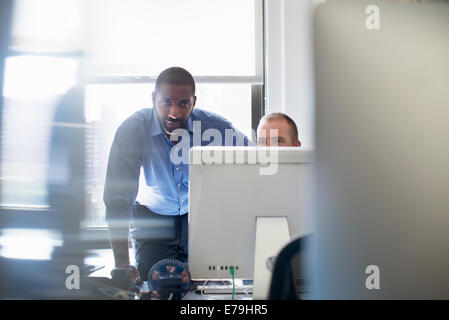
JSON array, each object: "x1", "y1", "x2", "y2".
[
  {"x1": 86, "y1": 248, "x2": 135, "y2": 278},
  {"x1": 86, "y1": 249, "x2": 253, "y2": 300},
  {"x1": 184, "y1": 291, "x2": 252, "y2": 300}
]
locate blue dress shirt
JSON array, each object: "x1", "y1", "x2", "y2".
[{"x1": 103, "y1": 107, "x2": 252, "y2": 221}]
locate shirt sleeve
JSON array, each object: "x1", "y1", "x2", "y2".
[
  {"x1": 223, "y1": 122, "x2": 256, "y2": 147},
  {"x1": 103, "y1": 120, "x2": 143, "y2": 221},
  {"x1": 241, "y1": 129, "x2": 256, "y2": 146}
]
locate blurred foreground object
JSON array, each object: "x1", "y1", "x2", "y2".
[{"x1": 311, "y1": 0, "x2": 449, "y2": 298}]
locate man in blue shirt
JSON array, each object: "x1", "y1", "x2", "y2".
[{"x1": 103, "y1": 67, "x2": 251, "y2": 281}]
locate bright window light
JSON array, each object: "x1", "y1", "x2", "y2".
[
  {"x1": 2, "y1": 55, "x2": 78, "y2": 99},
  {"x1": 1, "y1": 56, "x2": 78, "y2": 208},
  {"x1": 0, "y1": 228, "x2": 63, "y2": 260},
  {"x1": 10, "y1": 0, "x2": 82, "y2": 52},
  {"x1": 86, "y1": 0, "x2": 258, "y2": 77}
]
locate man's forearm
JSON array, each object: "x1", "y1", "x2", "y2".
[{"x1": 108, "y1": 226, "x2": 131, "y2": 267}]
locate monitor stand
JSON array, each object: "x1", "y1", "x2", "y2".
[{"x1": 253, "y1": 216, "x2": 291, "y2": 299}]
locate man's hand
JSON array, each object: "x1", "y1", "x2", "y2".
[
  {"x1": 111, "y1": 264, "x2": 140, "y2": 281},
  {"x1": 111, "y1": 265, "x2": 142, "y2": 291},
  {"x1": 126, "y1": 265, "x2": 140, "y2": 283}
]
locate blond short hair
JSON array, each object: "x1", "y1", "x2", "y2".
[{"x1": 259, "y1": 112, "x2": 299, "y2": 142}]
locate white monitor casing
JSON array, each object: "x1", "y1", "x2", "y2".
[{"x1": 188, "y1": 147, "x2": 313, "y2": 296}]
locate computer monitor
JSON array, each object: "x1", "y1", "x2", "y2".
[{"x1": 188, "y1": 146, "x2": 313, "y2": 299}]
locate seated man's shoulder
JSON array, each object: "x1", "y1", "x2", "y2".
[{"x1": 192, "y1": 108, "x2": 232, "y2": 127}]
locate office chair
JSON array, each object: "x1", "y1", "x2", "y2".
[{"x1": 268, "y1": 235, "x2": 309, "y2": 300}]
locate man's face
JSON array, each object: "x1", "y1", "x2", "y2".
[
  {"x1": 257, "y1": 118, "x2": 300, "y2": 147},
  {"x1": 153, "y1": 82, "x2": 196, "y2": 135}
]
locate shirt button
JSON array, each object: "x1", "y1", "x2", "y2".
[
  {"x1": 176, "y1": 167, "x2": 180, "y2": 171},
  {"x1": 178, "y1": 184, "x2": 181, "y2": 188},
  {"x1": 181, "y1": 200, "x2": 184, "y2": 203}
]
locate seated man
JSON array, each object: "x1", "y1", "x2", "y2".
[
  {"x1": 256, "y1": 112, "x2": 301, "y2": 147},
  {"x1": 103, "y1": 67, "x2": 251, "y2": 282}
]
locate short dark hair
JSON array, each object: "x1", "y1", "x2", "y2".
[
  {"x1": 155, "y1": 67, "x2": 196, "y2": 95},
  {"x1": 259, "y1": 112, "x2": 299, "y2": 142}
]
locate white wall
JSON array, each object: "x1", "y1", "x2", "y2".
[{"x1": 264, "y1": 0, "x2": 316, "y2": 148}]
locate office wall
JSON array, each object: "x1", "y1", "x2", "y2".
[{"x1": 264, "y1": 0, "x2": 317, "y2": 148}]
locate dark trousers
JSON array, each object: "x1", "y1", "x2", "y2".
[{"x1": 130, "y1": 204, "x2": 188, "y2": 281}]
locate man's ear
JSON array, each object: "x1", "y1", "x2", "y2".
[
  {"x1": 192, "y1": 95, "x2": 197, "y2": 109},
  {"x1": 295, "y1": 139, "x2": 301, "y2": 147}
]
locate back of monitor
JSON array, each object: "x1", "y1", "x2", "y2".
[{"x1": 188, "y1": 147, "x2": 314, "y2": 282}]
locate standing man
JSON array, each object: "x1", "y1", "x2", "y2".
[
  {"x1": 104, "y1": 67, "x2": 250, "y2": 281},
  {"x1": 256, "y1": 112, "x2": 301, "y2": 147}
]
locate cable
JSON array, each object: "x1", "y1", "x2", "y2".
[
  {"x1": 217, "y1": 267, "x2": 231, "y2": 286},
  {"x1": 200, "y1": 280, "x2": 209, "y2": 298},
  {"x1": 217, "y1": 267, "x2": 224, "y2": 285},
  {"x1": 199, "y1": 280, "x2": 220, "y2": 300},
  {"x1": 229, "y1": 267, "x2": 235, "y2": 300}
]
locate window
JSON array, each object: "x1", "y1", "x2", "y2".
[
  {"x1": 85, "y1": 0, "x2": 262, "y2": 78},
  {"x1": 2, "y1": 0, "x2": 264, "y2": 228},
  {"x1": 1, "y1": 55, "x2": 78, "y2": 208},
  {"x1": 1, "y1": 0, "x2": 82, "y2": 212},
  {"x1": 83, "y1": 0, "x2": 263, "y2": 226}
]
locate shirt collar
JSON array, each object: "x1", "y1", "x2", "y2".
[
  {"x1": 150, "y1": 108, "x2": 164, "y2": 136},
  {"x1": 185, "y1": 112, "x2": 194, "y2": 134}
]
